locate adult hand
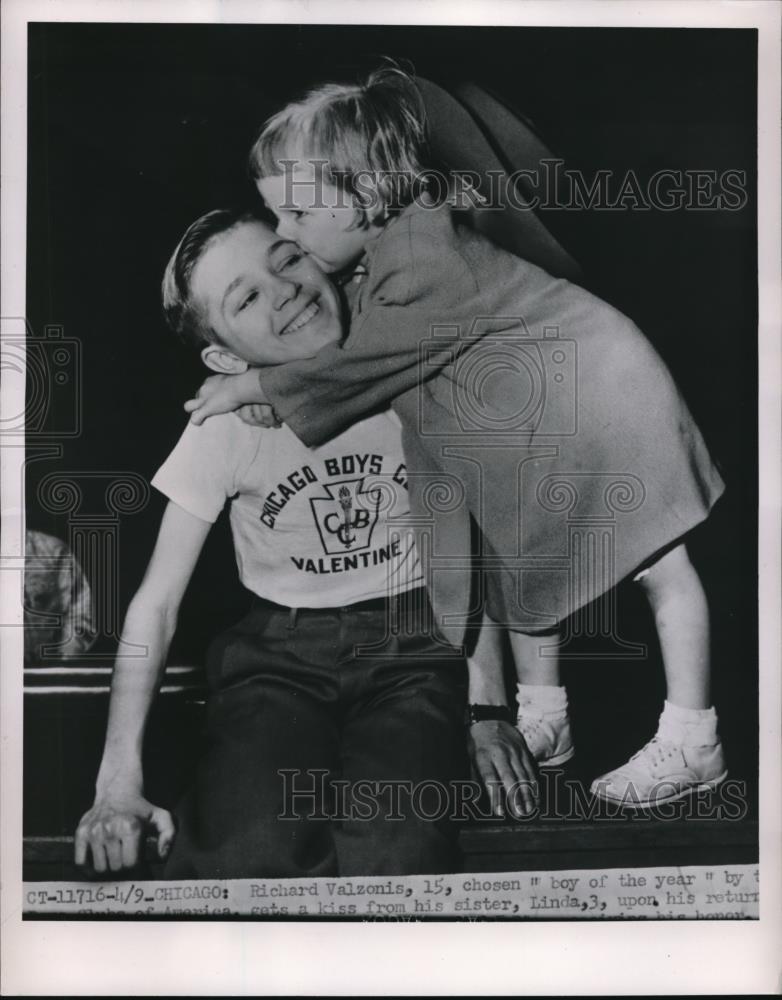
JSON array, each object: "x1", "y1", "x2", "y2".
[
  {"x1": 74, "y1": 792, "x2": 175, "y2": 873},
  {"x1": 468, "y1": 720, "x2": 539, "y2": 819}
]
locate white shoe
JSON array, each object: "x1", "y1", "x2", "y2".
[
  {"x1": 517, "y1": 707, "x2": 575, "y2": 768},
  {"x1": 590, "y1": 735, "x2": 727, "y2": 807}
]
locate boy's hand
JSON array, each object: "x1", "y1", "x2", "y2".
[
  {"x1": 184, "y1": 370, "x2": 270, "y2": 426},
  {"x1": 468, "y1": 720, "x2": 539, "y2": 819},
  {"x1": 74, "y1": 792, "x2": 175, "y2": 873}
]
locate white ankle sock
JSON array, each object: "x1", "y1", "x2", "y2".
[
  {"x1": 658, "y1": 700, "x2": 719, "y2": 746},
  {"x1": 516, "y1": 683, "x2": 568, "y2": 712}
]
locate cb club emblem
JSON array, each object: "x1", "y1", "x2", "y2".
[{"x1": 310, "y1": 478, "x2": 381, "y2": 554}]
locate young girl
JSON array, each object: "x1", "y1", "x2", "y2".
[{"x1": 187, "y1": 67, "x2": 727, "y2": 808}]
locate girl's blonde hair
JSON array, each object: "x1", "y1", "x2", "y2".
[{"x1": 248, "y1": 65, "x2": 430, "y2": 224}]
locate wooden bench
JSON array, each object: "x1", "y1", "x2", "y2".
[
  {"x1": 23, "y1": 816, "x2": 759, "y2": 881},
  {"x1": 24, "y1": 663, "x2": 758, "y2": 880}
]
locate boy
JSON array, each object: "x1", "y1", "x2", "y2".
[{"x1": 75, "y1": 210, "x2": 536, "y2": 879}]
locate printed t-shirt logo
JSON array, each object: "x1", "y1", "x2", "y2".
[{"x1": 310, "y1": 478, "x2": 381, "y2": 555}]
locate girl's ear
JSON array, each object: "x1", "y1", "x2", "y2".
[{"x1": 201, "y1": 345, "x2": 249, "y2": 374}]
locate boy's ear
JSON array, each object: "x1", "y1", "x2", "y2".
[{"x1": 201, "y1": 344, "x2": 249, "y2": 375}]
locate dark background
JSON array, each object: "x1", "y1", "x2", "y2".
[{"x1": 25, "y1": 24, "x2": 757, "y2": 830}]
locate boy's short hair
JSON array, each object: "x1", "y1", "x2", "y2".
[
  {"x1": 248, "y1": 65, "x2": 430, "y2": 225},
  {"x1": 162, "y1": 207, "x2": 263, "y2": 348}
]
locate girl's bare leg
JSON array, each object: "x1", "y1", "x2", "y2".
[
  {"x1": 508, "y1": 630, "x2": 561, "y2": 686},
  {"x1": 505, "y1": 626, "x2": 573, "y2": 767},
  {"x1": 591, "y1": 542, "x2": 725, "y2": 805},
  {"x1": 636, "y1": 542, "x2": 710, "y2": 708}
]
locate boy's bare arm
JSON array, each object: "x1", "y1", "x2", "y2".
[
  {"x1": 74, "y1": 502, "x2": 211, "y2": 873},
  {"x1": 467, "y1": 613, "x2": 539, "y2": 819}
]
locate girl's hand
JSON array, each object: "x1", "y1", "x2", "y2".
[
  {"x1": 236, "y1": 404, "x2": 282, "y2": 428},
  {"x1": 184, "y1": 370, "x2": 269, "y2": 426}
]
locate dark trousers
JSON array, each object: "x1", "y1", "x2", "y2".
[{"x1": 165, "y1": 589, "x2": 469, "y2": 879}]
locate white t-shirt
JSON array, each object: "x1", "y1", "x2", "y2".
[{"x1": 152, "y1": 410, "x2": 423, "y2": 607}]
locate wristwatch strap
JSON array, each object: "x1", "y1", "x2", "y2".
[{"x1": 467, "y1": 703, "x2": 514, "y2": 725}]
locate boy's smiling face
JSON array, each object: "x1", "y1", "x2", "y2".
[
  {"x1": 190, "y1": 220, "x2": 342, "y2": 366},
  {"x1": 257, "y1": 164, "x2": 372, "y2": 276}
]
